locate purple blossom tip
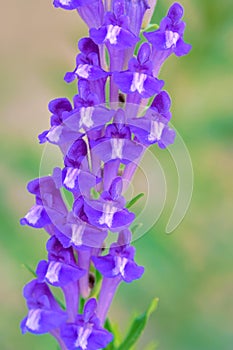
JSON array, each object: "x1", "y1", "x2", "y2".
[
  {"x1": 53, "y1": 0, "x2": 81, "y2": 10},
  {"x1": 167, "y1": 2, "x2": 184, "y2": 22}
]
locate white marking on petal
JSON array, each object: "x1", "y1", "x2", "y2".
[
  {"x1": 64, "y1": 168, "x2": 80, "y2": 189},
  {"x1": 70, "y1": 224, "x2": 85, "y2": 246},
  {"x1": 165, "y1": 30, "x2": 179, "y2": 49},
  {"x1": 148, "y1": 121, "x2": 164, "y2": 142},
  {"x1": 25, "y1": 205, "x2": 43, "y2": 225},
  {"x1": 112, "y1": 256, "x2": 128, "y2": 278},
  {"x1": 26, "y1": 309, "x2": 41, "y2": 331},
  {"x1": 130, "y1": 72, "x2": 147, "y2": 94},
  {"x1": 75, "y1": 325, "x2": 93, "y2": 350},
  {"x1": 59, "y1": 0, "x2": 71, "y2": 5},
  {"x1": 79, "y1": 107, "x2": 94, "y2": 128},
  {"x1": 45, "y1": 261, "x2": 62, "y2": 283},
  {"x1": 105, "y1": 25, "x2": 121, "y2": 45},
  {"x1": 111, "y1": 138, "x2": 124, "y2": 159},
  {"x1": 47, "y1": 125, "x2": 63, "y2": 143},
  {"x1": 99, "y1": 203, "x2": 117, "y2": 227},
  {"x1": 76, "y1": 64, "x2": 92, "y2": 79}
]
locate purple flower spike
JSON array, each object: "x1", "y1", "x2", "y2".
[
  {"x1": 21, "y1": 279, "x2": 67, "y2": 335},
  {"x1": 144, "y1": 2, "x2": 192, "y2": 57},
  {"x1": 21, "y1": 0, "x2": 192, "y2": 346},
  {"x1": 92, "y1": 241, "x2": 144, "y2": 283},
  {"x1": 61, "y1": 298, "x2": 113, "y2": 350}
]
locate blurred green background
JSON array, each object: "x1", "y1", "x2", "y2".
[{"x1": 1, "y1": 0, "x2": 233, "y2": 349}]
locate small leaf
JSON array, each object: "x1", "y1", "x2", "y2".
[
  {"x1": 143, "y1": 23, "x2": 159, "y2": 33},
  {"x1": 105, "y1": 319, "x2": 116, "y2": 350},
  {"x1": 55, "y1": 296, "x2": 66, "y2": 310},
  {"x1": 61, "y1": 187, "x2": 74, "y2": 209},
  {"x1": 79, "y1": 297, "x2": 85, "y2": 313},
  {"x1": 117, "y1": 298, "x2": 159, "y2": 350},
  {"x1": 91, "y1": 187, "x2": 100, "y2": 199},
  {"x1": 126, "y1": 193, "x2": 144, "y2": 209},
  {"x1": 22, "y1": 263, "x2": 37, "y2": 277},
  {"x1": 105, "y1": 318, "x2": 122, "y2": 350}
]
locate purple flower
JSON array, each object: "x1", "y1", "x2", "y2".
[
  {"x1": 38, "y1": 97, "x2": 72, "y2": 144},
  {"x1": 91, "y1": 137, "x2": 143, "y2": 165},
  {"x1": 61, "y1": 298, "x2": 113, "y2": 350},
  {"x1": 21, "y1": 279, "x2": 67, "y2": 334},
  {"x1": 90, "y1": 1, "x2": 139, "y2": 50},
  {"x1": 82, "y1": 177, "x2": 135, "y2": 231},
  {"x1": 36, "y1": 258, "x2": 85, "y2": 287},
  {"x1": 50, "y1": 205, "x2": 108, "y2": 250},
  {"x1": 63, "y1": 80, "x2": 114, "y2": 133},
  {"x1": 62, "y1": 167, "x2": 99, "y2": 196},
  {"x1": 53, "y1": 0, "x2": 95, "y2": 10},
  {"x1": 20, "y1": 176, "x2": 68, "y2": 230},
  {"x1": 128, "y1": 91, "x2": 176, "y2": 148},
  {"x1": 144, "y1": 2, "x2": 192, "y2": 57},
  {"x1": 114, "y1": 43, "x2": 164, "y2": 98},
  {"x1": 90, "y1": 109, "x2": 144, "y2": 166},
  {"x1": 38, "y1": 97, "x2": 83, "y2": 154},
  {"x1": 55, "y1": 218, "x2": 108, "y2": 250},
  {"x1": 64, "y1": 38, "x2": 109, "y2": 83},
  {"x1": 92, "y1": 240, "x2": 144, "y2": 283}
]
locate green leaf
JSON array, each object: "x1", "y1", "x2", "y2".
[
  {"x1": 142, "y1": 23, "x2": 159, "y2": 33},
  {"x1": 22, "y1": 263, "x2": 37, "y2": 277},
  {"x1": 105, "y1": 319, "x2": 116, "y2": 350},
  {"x1": 105, "y1": 318, "x2": 122, "y2": 350},
  {"x1": 79, "y1": 297, "x2": 85, "y2": 313},
  {"x1": 126, "y1": 193, "x2": 144, "y2": 209},
  {"x1": 90, "y1": 187, "x2": 100, "y2": 199},
  {"x1": 117, "y1": 298, "x2": 159, "y2": 350},
  {"x1": 54, "y1": 295, "x2": 66, "y2": 310}
]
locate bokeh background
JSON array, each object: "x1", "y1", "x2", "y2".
[{"x1": 1, "y1": 0, "x2": 233, "y2": 349}]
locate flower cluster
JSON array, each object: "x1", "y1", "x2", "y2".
[{"x1": 21, "y1": 1, "x2": 191, "y2": 349}]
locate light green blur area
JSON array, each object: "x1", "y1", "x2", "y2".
[{"x1": 0, "y1": 0, "x2": 232, "y2": 349}]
